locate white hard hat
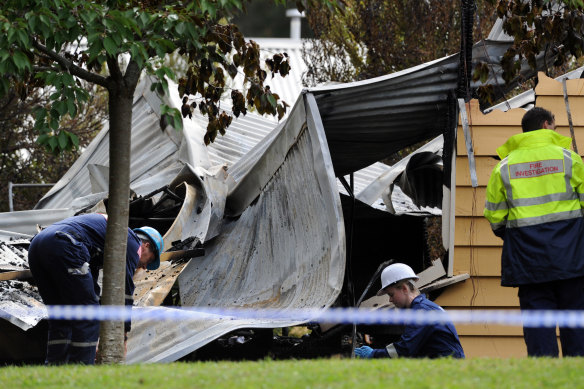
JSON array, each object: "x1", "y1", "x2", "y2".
[{"x1": 376, "y1": 263, "x2": 419, "y2": 296}]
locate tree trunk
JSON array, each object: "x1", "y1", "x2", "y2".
[{"x1": 96, "y1": 87, "x2": 135, "y2": 364}]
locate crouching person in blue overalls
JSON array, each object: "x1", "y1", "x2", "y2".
[
  {"x1": 28, "y1": 213, "x2": 164, "y2": 365},
  {"x1": 355, "y1": 263, "x2": 465, "y2": 359}
]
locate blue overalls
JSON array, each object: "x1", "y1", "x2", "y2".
[
  {"x1": 371, "y1": 294, "x2": 465, "y2": 359},
  {"x1": 28, "y1": 214, "x2": 140, "y2": 364}
]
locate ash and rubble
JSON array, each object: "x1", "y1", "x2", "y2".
[
  {"x1": 0, "y1": 240, "x2": 30, "y2": 271},
  {"x1": 0, "y1": 280, "x2": 45, "y2": 331},
  {"x1": 0, "y1": 238, "x2": 47, "y2": 331}
]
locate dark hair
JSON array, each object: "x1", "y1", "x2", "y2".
[{"x1": 521, "y1": 107, "x2": 555, "y2": 132}]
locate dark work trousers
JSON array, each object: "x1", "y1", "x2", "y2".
[
  {"x1": 28, "y1": 229, "x2": 100, "y2": 365},
  {"x1": 518, "y1": 275, "x2": 584, "y2": 357}
]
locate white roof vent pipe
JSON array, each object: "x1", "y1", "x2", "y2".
[{"x1": 286, "y1": 9, "x2": 305, "y2": 40}]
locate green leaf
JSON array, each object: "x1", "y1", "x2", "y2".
[
  {"x1": 34, "y1": 107, "x2": 47, "y2": 122},
  {"x1": 16, "y1": 29, "x2": 29, "y2": 47},
  {"x1": 129, "y1": 43, "x2": 144, "y2": 67},
  {"x1": 0, "y1": 49, "x2": 10, "y2": 61},
  {"x1": 37, "y1": 133, "x2": 49, "y2": 145},
  {"x1": 12, "y1": 50, "x2": 31, "y2": 71},
  {"x1": 111, "y1": 33, "x2": 122, "y2": 47},
  {"x1": 44, "y1": 71, "x2": 56, "y2": 85},
  {"x1": 172, "y1": 109, "x2": 183, "y2": 131},
  {"x1": 103, "y1": 37, "x2": 117, "y2": 56},
  {"x1": 62, "y1": 73, "x2": 74, "y2": 87},
  {"x1": 201, "y1": 0, "x2": 218, "y2": 18},
  {"x1": 103, "y1": 18, "x2": 117, "y2": 32},
  {"x1": 84, "y1": 10, "x2": 98, "y2": 24},
  {"x1": 65, "y1": 15, "x2": 78, "y2": 30},
  {"x1": 87, "y1": 32, "x2": 101, "y2": 45},
  {"x1": 6, "y1": 28, "x2": 15, "y2": 44},
  {"x1": 39, "y1": 22, "x2": 50, "y2": 39},
  {"x1": 48, "y1": 136, "x2": 58, "y2": 151},
  {"x1": 54, "y1": 100, "x2": 67, "y2": 116},
  {"x1": 67, "y1": 98, "x2": 77, "y2": 117},
  {"x1": 139, "y1": 12, "x2": 150, "y2": 28},
  {"x1": 49, "y1": 106, "x2": 59, "y2": 119},
  {"x1": 175, "y1": 22, "x2": 187, "y2": 35},
  {"x1": 63, "y1": 87, "x2": 74, "y2": 100},
  {"x1": 70, "y1": 133, "x2": 79, "y2": 147},
  {"x1": 75, "y1": 88, "x2": 89, "y2": 103},
  {"x1": 28, "y1": 14, "x2": 37, "y2": 31},
  {"x1": 39, "y1": 14, "x2": 50, "y2": 28},
  {"x1": 49, "y1": 91, "x2": 60, "y2": 101},
  {"x1": 87, "y1": 39, "x2": 103, "y2": 63},
  {"x1": 266, "y1": 94, "x2": 277, "y2": 109},
  {"x1": 58, "y1": 131, "x2": 68, "y2": 150},
  {"x1": 157, "y1": 66, "x2": 175, "y2": 81}
]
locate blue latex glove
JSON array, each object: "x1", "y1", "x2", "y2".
[{"x1": 354, "y1": 346, "x2": 375, "y2": 359}]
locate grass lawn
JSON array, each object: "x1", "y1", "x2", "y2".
[{"x1": 1, "y1": 358, "x2": 582, "y2": 388}]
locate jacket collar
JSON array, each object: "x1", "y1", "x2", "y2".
[
  {"x1": 411, "y1": 294, "x2": 424, "y2": 306},
  {"x1": 496, "y1": 129, "x2": 572, "y2": 159}
]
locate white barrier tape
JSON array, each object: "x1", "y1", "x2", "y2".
[{"x1": 6, "y1": 306, "x2": 584, "y2": 328}]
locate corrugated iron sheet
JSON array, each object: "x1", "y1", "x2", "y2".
[
  {"x1": 307, "y1": 39, "x2": 551, "y2": 177},
  {"x1": 34, "y1": 78, "x2": 185, "y2": 211},
  {"x1": 133, "y1": 261, "x2": 188, "y2": 307},
  {"x1": 0, "y1": 209, "x2": 74, "y2": 236},
  {"x1": 335, "y1": 136, "x2": 443, "y2": 216},
  {"x1": 337, "y1": 162, "x2": 391, "y2": 197},
  {"x1": 126, "y1": 95, "x2": 345, "y2": 363},
  {"x1": 356, "y1": 136, "x2": 443, "y2": 208}
]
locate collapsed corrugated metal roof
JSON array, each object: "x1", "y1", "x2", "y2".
[
  {"x1": 0, "y1": 19, "x2": 555, "y2": 362},
  {"x1": 0, "y1": 69, "x2": 438, "y2": 362},
  {"x1": 306, "y1": 37, "x2": 550, "y2": 177},
  {"x1": 0, "y1": 75, "x2": 351, "y2": 363},
  {"x1": 127, "y1": 95, "x2": 346, "y2": 362}
]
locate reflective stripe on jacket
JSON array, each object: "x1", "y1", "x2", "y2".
[{"x1": 484, "y1": 129, "x2": 584, "y2": 286}]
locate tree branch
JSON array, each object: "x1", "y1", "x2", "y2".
[
  {"x1": 124, "y1": 59, "x2": 142, "y2": 91},
  {"x1": 106, "y1": 56, "x2": 124, "y2": 84},
  {"x1": 33, "y1": 65, "x2": 61, "y2": 73},
  {"x1": 32, "y1": 39, "x2": 108, "y2": 87}
]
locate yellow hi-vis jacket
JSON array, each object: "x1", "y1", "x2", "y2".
[{"x1": 484, "y1": 129, "x2": 584, "y2": 286}]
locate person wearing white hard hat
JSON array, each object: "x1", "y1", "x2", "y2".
[{"x1": 354, "y1": 263, "x2": 464, "y2": 359}]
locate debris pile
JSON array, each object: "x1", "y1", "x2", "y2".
[
  {"x1": 0, "y1": 279, "x2": 45, "y2": 331},
  {"x1": 0, "y1": 240, "x2": 30, "y2": 271}
]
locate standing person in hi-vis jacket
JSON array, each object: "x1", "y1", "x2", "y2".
[{"x1": 484, "y1": 107, "x2": 584, "y2": 357}]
